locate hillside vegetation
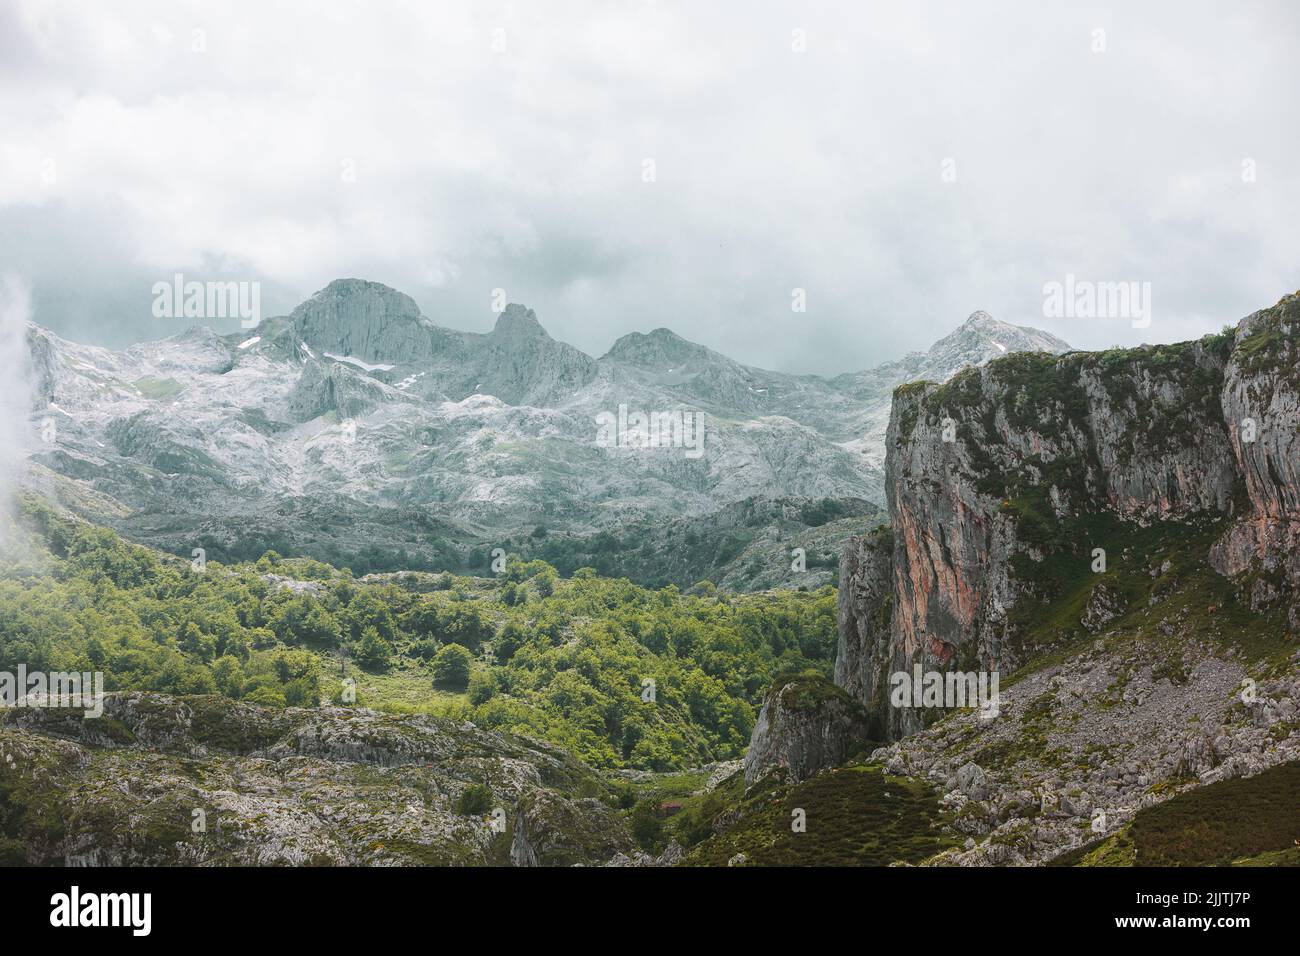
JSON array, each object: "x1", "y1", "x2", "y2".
[{"x1": 0, "y1": 497, "x2": 836, "y2": 772}]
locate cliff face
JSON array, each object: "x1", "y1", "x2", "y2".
[
  {"x1": 1209, "y1": 296, "x2": 1300, "y2": 619},
  {"x1": 840, "y1": 292, "x2": 1300, "y2": 739},
  {"x1": 834, "y1": 527, "x2": 894, "y2": 735}
]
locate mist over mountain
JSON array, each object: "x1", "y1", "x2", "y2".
[{"x1": 21, "y1": 278, "x2": 1069, "y2": 588}]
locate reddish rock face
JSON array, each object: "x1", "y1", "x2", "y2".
[
  {"x1": 928, "y1": 636, "x2": 956, "y2": 662},
  {"x1": 1211, "y1": 294, "x2": 1300, "y2": 591},
  {"x1": 838, "y1": 292, "x2": 1300, "y2": 741}
]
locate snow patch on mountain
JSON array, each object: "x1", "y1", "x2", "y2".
[
  {"x1": 19, "y1": 281, "x2": 1069, "y2": 582},
  {"x1": 324, "y1": 352, "x2": 395, "y2": 372}
]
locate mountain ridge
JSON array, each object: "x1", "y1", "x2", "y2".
[{"x1": 21, "y1": 278, "x2": 1071, "y2": 588}]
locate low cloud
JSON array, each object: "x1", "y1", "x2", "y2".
[{"x1": 0, "y1": 275, "x2": 34, "y2": 546}]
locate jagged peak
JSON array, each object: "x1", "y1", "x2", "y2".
[
  {"x1": 644, "y1": 327, "x2": 689, "y2": 343},
  {"x1": 960, "y1": 309, "x2": 997, "y2": 328},
  {"x1": 933, "y1": 310, "x2": 1071, "y2": 355},
  {"x1": 165, "y1": 325, "x2": 225, "y2": 343},
  {"x1": 491, "y1": 303, "x2": 548, "y2": 339}
]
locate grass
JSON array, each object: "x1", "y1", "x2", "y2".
[
  {"x1": 1000, "y1": 507, "x2": 1291, "y2": 688},
  {"x1": 133, "y1": 376, "x2": 185, "y2": 400},
  {"x1": 1050, "y1": 760, "x2": 1300, "y2": 866},
  {"x1": 628, "y1": 770, "x2": 712, "y2": 803},
  {"x1": 682, "y1": 764, "x2": 959, "y2": 866},
  {"x1": 318, "y1": 657, "x2": 468, "y2": 715}
]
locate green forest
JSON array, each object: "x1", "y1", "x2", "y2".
[{"x1": 0, "y1": 497, "x2": 837, "y2": 771}]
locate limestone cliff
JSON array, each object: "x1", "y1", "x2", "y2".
[
  {"x1": 1209, "y1": 294, "x2": 1300, "y2": 622},
  {"x1": 806, "y1": 293, "x2": 1300, "y2": 865},
  {"x1": 840, "y1": 291, "x2": 1300, "y2": 740}
]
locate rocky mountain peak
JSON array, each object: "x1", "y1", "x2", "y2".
[
  {"x1": 602, "y1": 327, "x2": 718, "y2": 369},
  {"x1": 290, "y1": 278, "x2": 428, "y2": 363},
  {"x1": 912, "y1": 310, "x2": 1071, "y2": 382},
  {"x1": 492, "y1": 303, "x2": 548, "y2": 340},
  {"x1": 23, "y1": 282, "x2": 1081, "y2": 590},
  {"x1": 293, "y1": 279, "x2": 422, "y2": 324}
]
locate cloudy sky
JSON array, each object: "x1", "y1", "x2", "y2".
[{"x1": 1, "y1": 0, "x2": 1297, "y2": 374}]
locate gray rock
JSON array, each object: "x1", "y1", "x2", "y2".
[
  {"x1": 743, "y1": 676, "x2": 872, "y2": 786},
  {"x1": 956, "y1": 762, "x2": 988, "y2": 801}
]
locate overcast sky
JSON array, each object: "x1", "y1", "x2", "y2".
[{"x1": 1, "y1": 0, "x2": 1297, "y2": 375}]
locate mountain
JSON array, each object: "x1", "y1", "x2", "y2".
[
  {"x1": 738, "y1": 291, "x2": 1300, "y2": 865},
  {"x1": 23, "y1": 278, "x2": 1069, "y2": 588},
  {"x1": 6, "y1": 289, "x2": 1298, "y2": 869}
]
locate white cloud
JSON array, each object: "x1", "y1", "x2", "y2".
[{"x1": 1, "y1": 0, "x2": 1297, "y2": 372}]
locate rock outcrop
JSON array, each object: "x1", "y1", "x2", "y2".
[
  {"x1": 292, "y1": 278, "x2": 430, "y2": 363},
  {"x1": 742, "y1": 675, "x2": 872, "y2": 785},
  {"x1": 867, "y1": 642, "x2": 1300, "y2": 866},
  {"x1": 840, "y1": 292, "x2": 1300, "y2": 740},
  {"x1": 0, "y1": 692, "x2": 633, "y2": 866},
  {"x1": 834, "y1": 526, "x2": 894, "y2": 735},
  {"x1": 824, "y1": 291, "x2": 1300, "y2": 864}
]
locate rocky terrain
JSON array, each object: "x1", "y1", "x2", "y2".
[
  {"x1": 0, "y1": 692, "x2": 633, "y2": 866},
  {"x1": 870, "y1": 639, "x2": 1300, "y2": 865},
  {"x1": 734, "y1": 290, "x2": 1300, "y2": 864},
  {"x1": 14, "y1": 284, "x2": 1296, "y2": 868},
  {"x1": 23, "y1": 279, "x2": 1067, "y2": 588}
]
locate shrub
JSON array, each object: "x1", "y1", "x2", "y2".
[
  {"x1": 630, "y1": 800, "x2": 665, "y2": 853},
  {"x1": 431, "y1": 643, "x2": 473, "y2": 688},
  {"x1": 354, "y1": 626, "x2": 393, "y2": 671},
  {"x1": 457, "y1": 784, "x2": 493, "y2": 816}
]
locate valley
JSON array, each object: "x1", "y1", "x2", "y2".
[{"x1": 3, "y1": 285, "x2": 1298, "y2": 868}]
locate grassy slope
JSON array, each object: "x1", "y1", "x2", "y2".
[
  {"x1": 680, "y1": 764, "x2": 959, "y2": 866},
  {"x1": 1050, "y1": 760, "x2": 1300, "y2": 867},
  {"x1": 669, "y1": 507, "x2": 1295, "y2": 866}
]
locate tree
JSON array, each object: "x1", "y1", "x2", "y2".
[
  {"x1": 354, "y1": 625, "x2": 392, "y2": 671},
  {"x1": 630, "y1": 800, "x2": 664, "y2": 853},
  {"x1": 467, "y1": 669, "x2": 497, "y2": 705},
  {"x1": 438, "y1": 604, "x2": 491, "y2": 652},
  {"x1": 270, "y1": 597, "x2": 340, "y2": 647},
  {"x1": 457, "y1": 784, "x2": 493, "y2": 815},
  {"x1": 495, "y1": 619, "x2": 526, "y2": 662},
  {"x1": 401, "y1": 600, "x2": 441, "y2": 640},
  {"x1": 431, "y1": 643, "x2": 472, "y2": 688},
  {"x1": 344, "y1": 590, "x2": 398, "y2": 644},
  {"x1": 211, "y1": 655, "x2": 246, "y2": 698},
  {"x1": 533, "y1": 567, "x2": 557, "y2": 598}
]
